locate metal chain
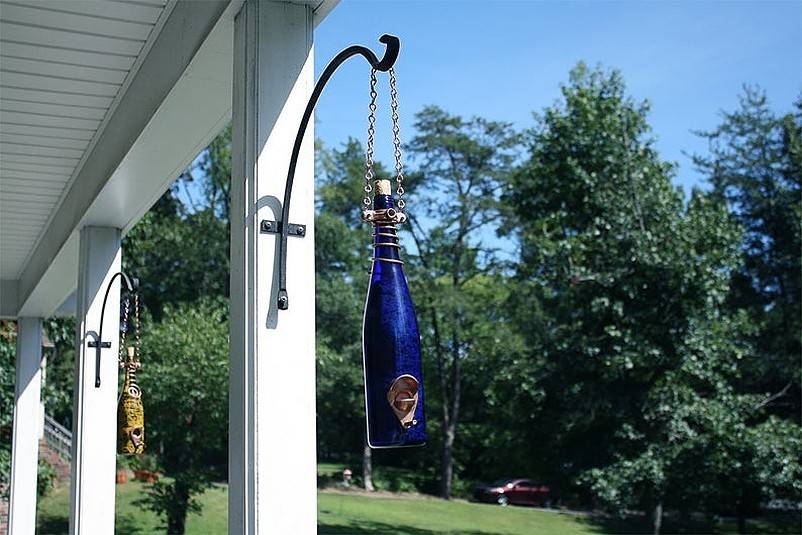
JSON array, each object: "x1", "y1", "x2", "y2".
[
  {"x1": 389, "y1": 67, "x2": 406, "y2": 210},
  {"x1": 119, "y1": 292, "x2": 142, "y2": 367},
  {"x1": 134, "y1": 293, "x2": 141, "y2": 361},
  {"x1": 119, "y1": 297, "x2": 130, "y2": 368},
  {"x1": 363, "y1": 69, "x2": 378, "y2": 208}
]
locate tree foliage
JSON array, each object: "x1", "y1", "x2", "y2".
[
  {"x1": 406, "y1": 105, "x2": 522, "y2": 498},
  {"x1": 119, "y1": 127, "x2": 232, "y2": 533},
  {"x1": 506, "y1": 64, "x2": 801, "y2": 532},
  {"x1": 0, "y1": 321, "x2": 16, "y2": 498},
  {"x1": 693, "y1": 88, "x2": 801, "y2": 418},
  {"x1": 134, "y1": 298, "x2": 229, "y2": 534},
  {"x1": 315, "y1": 139, "x2": 373, "y2": 459}
]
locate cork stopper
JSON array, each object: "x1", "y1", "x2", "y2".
[{"x1": 374, "y1": 179, "x2": 392, "y2": 196}]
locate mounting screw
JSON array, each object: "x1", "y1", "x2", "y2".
[
  {"x1": 296, "y1": 225, "x2": 306, "y2": 236},
  {"x1": 262, "y1": 221, "x2": 273, "y2": 231},
  {"x1": 277, "y1": 290, "x2": 289, "y2": 310}
]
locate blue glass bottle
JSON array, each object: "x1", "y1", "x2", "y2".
[{"x1": 362, "y1": 180, "x2": 426, "y2": 448}]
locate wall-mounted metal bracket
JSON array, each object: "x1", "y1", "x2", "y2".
[
  {"x1": 261, "y1": 220, "x2": 306, "y2": 237},
  {"x1": 90, "y1": 271, "x2": 138, "y2": 388}
]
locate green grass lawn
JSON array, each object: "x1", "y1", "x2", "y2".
[
  {"x1": 318, "y1": 492, "x2": 599, "y2": 535},
  {"x1": 36, "y1": 479, "x2": 799, "y2": 534},
  {"x1": 36, "y1": 480, "x2": 598, "y2": 535},
  {"x1": 37, "y1": 480, "x2": 228, "y2": 535}
]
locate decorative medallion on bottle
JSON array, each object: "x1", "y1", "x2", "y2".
[
  {"x1": 387, "y1": 374, "x2": 420, "y2": 429},
  {"x1": 361, "y1": 66, "x2": 426, "y2": 448}
]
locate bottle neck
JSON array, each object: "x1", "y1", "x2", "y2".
[
  {"x1": 372, "y1": 194, "x2": 401, "y2": 261},
  {"x1": 373, "y1": 194, "x2": 393, "y2": 210}
]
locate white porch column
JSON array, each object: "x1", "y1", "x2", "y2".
[
  {"x1": 229, "y1": 2, "x2": 317, "y2": 534},
  {"x1": 68, "y1": 227, "x2": 121, "y2": 535},
  {"x1": 8, "y1": 317, "x2": 43, "y2": 535}
]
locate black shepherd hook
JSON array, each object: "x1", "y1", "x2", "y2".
[
  {"x1": 272, "y1": 34, "x2": 400, "y2": 311},
  {"x1": 89, "y1": 271, "x2": 137, "y2": 387}
]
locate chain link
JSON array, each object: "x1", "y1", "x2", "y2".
[
  {"x1": 363, "y1": 69, "x2": 378, "y2": 208},
  {"x1": 389, "y1": 67, "x2": 406, "y2": 210}
]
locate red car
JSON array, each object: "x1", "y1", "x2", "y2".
[{"x1": 473, "y1": 478, "x2": 551, "y2": 507}]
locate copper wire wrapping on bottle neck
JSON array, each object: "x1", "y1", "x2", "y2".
[
  {"x1": 371, "y1": 225, "x2": 403, "y2": 264},
  {"x1": 371, "y1": 257, "x2": 405, "y2": 264}
]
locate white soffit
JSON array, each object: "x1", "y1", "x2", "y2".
[
  {"x1": 0, "y1": 0, "x2": 173, "y2": 280},
  {"x1": 0, "y1": 0, "x2": 338, "y2": 318}
]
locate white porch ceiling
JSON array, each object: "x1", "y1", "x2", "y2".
[
  {"x1": 0, "y1": 0, "x2": 338, "y2": 318},
  {"x1": 0, "y1": 0, "x2": 172, "y2": 279}
]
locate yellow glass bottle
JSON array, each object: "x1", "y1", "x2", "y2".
[{"x1": 117, "y1": 346, "x2": 145, "y2": 454}]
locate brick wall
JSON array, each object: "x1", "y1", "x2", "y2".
[
  {"x1": 0, "y1": 492, "x2": 8, "y2": 535},
  {"x1": 39, "y1": 440, "x2": 71, "y2": 483}
]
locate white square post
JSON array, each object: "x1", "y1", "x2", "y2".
[
  {"x1": 69, "y1": 226, "x2": 122, "y2": 535},
  {"x1": 229, "y1": 1, "x2": 317, "y2": 533},
  {"x1": 8, "y1": 317, "x2": 43, "y2": 534}
]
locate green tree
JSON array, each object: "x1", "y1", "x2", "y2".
[
  {"x1": 123, "y1": 126, "x2": 231, "y2": 317},
  {"x1": 42, "y1": 318, "x2": 76, "y2": 429},
  {"x1": 505, "y1": 64, "x2": 799, "y2": 533},
  {"x1": 192, "y1": 124, "x2": 232, "y2": 225},
  {"x1": 135, "y1": 298, "x2": 229, "y2": 534},
  {"x1": 693, "y1": 87, "x2": 801, "y2": 417},
  {"x1": 0, "y1": 321, "x2": 61, "y2": 499},
  {"x1": 507, "y1": 64, "x2": 690, "y2": 524},
  {"x1": 122, "y1": 126, "x2": 232, "y2": 533},
  {"x1": 407, "y1": 106, "x2": 521, "y2": 499},
  {"x1": 0, "y1": 321, "x2": 16, "y2": 498},
  {"x1": 123, "y1": 199, "x2": 229, "y2": 318},
  {"x1": 314, "y1": 139, "x2": 371, "y2": 468}
]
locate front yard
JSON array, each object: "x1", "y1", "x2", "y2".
[
  {"x1": 35, "y1": 479, "x2": 799, "y2": 534},
  {"x1": 36, "y1": 480, "x2": 597, "y2": 535}
]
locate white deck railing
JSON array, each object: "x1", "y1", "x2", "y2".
[{"x1": 43, "y1": 414, "x2": 72, "y2": 461}]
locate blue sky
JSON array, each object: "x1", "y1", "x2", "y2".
[{"x1": 314, "y1": 0, "x2": 802, "y2": 193}]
